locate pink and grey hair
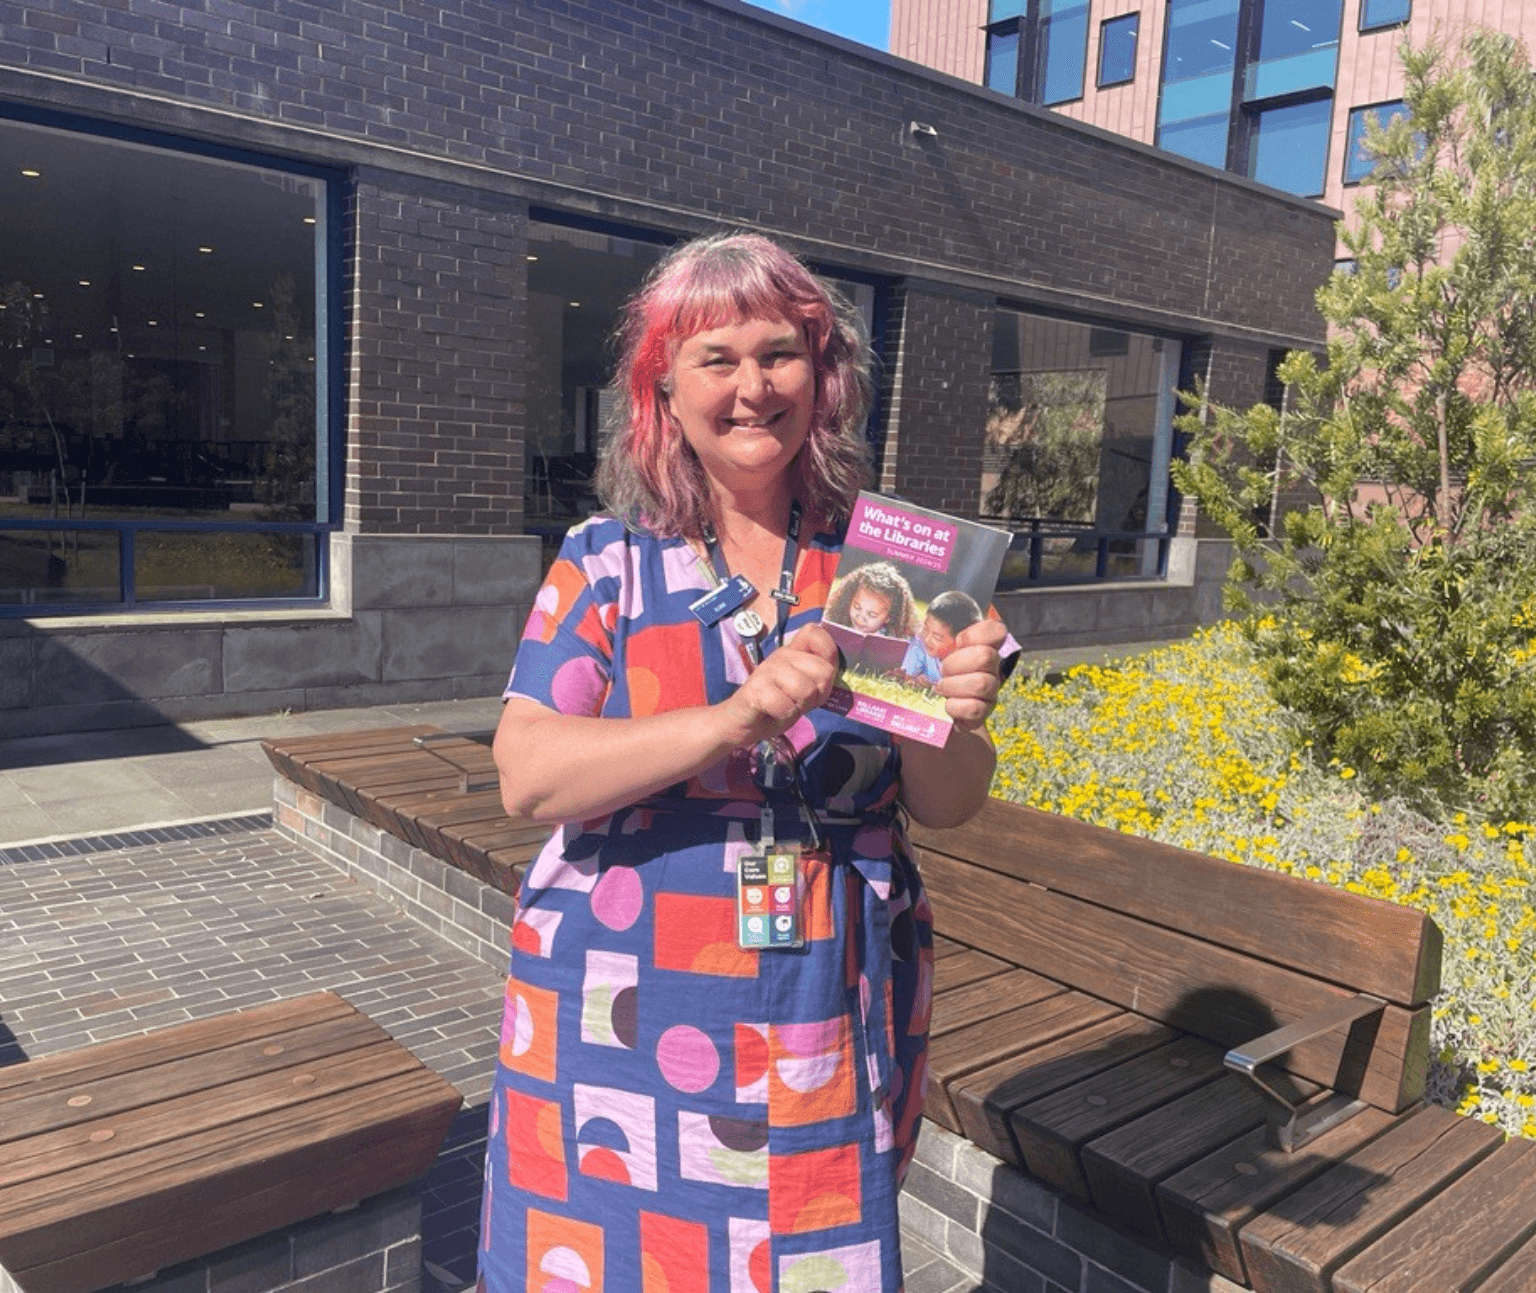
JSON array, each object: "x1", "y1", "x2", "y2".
[{"x1": 595, "y1": 231, "x2": 873, "y2": 537}]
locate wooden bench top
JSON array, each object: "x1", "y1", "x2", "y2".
[
  {"x1": 262, "y1": 725, "x2": 552, "y2": 895},
  {"x1": 0, "y1": 992, "x2": 461, "y2": 1293},
  {"x1": 913, "y1": 801, "x2": 1536, "y2": 1293}
]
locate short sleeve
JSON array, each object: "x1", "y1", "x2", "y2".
[{"x1": 504, "y1": 518, "x2": 621, "y2": 718}]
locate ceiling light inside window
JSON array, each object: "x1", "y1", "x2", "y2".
[
  {"x1": 20, "y1": 168, "x2": 40, "y2": 178},
  {"x1": 199, "y1": 246, "x2": 214, "y2": 254},
  {"x1": 132, "y1": 264, "x2": 147, "y2": 272}
]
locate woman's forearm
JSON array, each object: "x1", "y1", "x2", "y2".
[{"x1": 494, "y1": 699, "x2": 739, "y2": 823}]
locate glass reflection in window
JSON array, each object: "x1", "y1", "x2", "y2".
[
  {"x1": 1248, "y1": 96, "x2": 1332, "y2": 196},
  {"x1": 986, "y1": 309, "x2": 1181, "y2": 584},
  {"x1": 1098, "y1": 13, "x2": 1139, "y2": 88},
  {"x1": 0, "y1": 115, "x2": 328, "y2": 607}
]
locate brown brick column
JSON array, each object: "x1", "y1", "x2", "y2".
[
  {"x1": 346, "y1": 171, "x2": 526, "y2": 537},
  {"x1": 879, "y1": 280, "x2": 994, "y2": 519}
]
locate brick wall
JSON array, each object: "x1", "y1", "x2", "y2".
[
  {"x1": 0, "y1": 0, "x2": 1337, "y2": 661},
  {"x1": 881, "y1": 282, "x2": 995, "y2": 518},
  {"x1": 348, "y1": 172, "x2": 527, "y2": 536}
]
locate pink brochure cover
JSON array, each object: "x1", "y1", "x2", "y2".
[{"x1": 820, "y1": 493, "x2": 1010, "y2": 748}]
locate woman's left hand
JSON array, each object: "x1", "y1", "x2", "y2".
[{"x1": 937, "y1": 618, "x2": 1007, "y2": 732}]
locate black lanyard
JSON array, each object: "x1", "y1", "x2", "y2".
[{"x1": 701, "y1": 500, "x2": 802, "y2": 664}]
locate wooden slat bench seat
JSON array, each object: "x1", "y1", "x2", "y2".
[
  {"x1": 263, "y1": 726, "x2": 550, "y2": 897},
  {"x1": 908, "y1": 798, "x2": 1536, "y2": 1292},
  {"x1": 0, "y1": 992, "x2": 461, "y2": 1293}
]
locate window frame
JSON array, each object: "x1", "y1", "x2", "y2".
[
  {"x1": 1096, "y1": 12, "x2": 1140, "y2": 89},
  {"x1": 1342, "y1": 98, "x2": 1409, "y2": 185},
  {"x1": 1359, "y1": 0, "x2": 1411, "y2": 35}
]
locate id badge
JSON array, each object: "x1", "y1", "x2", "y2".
[{"x1": 737, "y1": 845, "x2": 803, "y2": 950}]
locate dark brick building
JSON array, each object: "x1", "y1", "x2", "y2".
[{"x1": 0, "y1": 0, "x2": 1334, "y2": 736}]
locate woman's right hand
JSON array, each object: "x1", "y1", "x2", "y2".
[{"x1": 714, "y1": 624, "x2": 841, "y2": 751}]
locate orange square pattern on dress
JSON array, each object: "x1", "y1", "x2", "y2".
[
  {"x1": 767, "y1": 1014, "x2": 856, "y2": 1127},
  {"x1": 501, "y1": 978, "x2": 559, "y2": 1083},
  {"x1": 625, "y1": 621, "x2": 707, "y2": 716},
  {"x1": 768, "y1": 1142, "x2": 862, "y2": 1235},
  {"x1": 654, "y1": 893, "x2": 759, "y2": 978},
  {"x1": 526, "y1": 558, "x2": 589, "y2": 645},
  {"x1": 506, "y1": 1089, "x2": 567, "y2": 1202},
  {"x1": 526, "y1": 1207, "x2": 604, "y2": 1293},
  {"x1": 639, "y1": 1211, "x2": 709, "y2": 1293}
]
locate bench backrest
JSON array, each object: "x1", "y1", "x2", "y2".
[{"x1": 910, "y1": 799, "x2": 1442, "y2": 1113}]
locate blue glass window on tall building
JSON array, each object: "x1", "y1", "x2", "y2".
[
  {"x1": 1098, "y1": 13, "x2": 1140, "y2": 88},
  {"x1": 1344, "y1": 100, "x2": 1409, "y2": 183},
  {"x1": 1246, "y1": 0, "x2": 1342, "y2": 102},
  {"x1": 1248, "y1": 96, "x2": 1332, "y2": 195},
  {"x1": 987, "y1": 25, "x2": 1023, "y2": 94},
  {"x1": 1360, "y1": 0, "x2": 1410, "y2": 32},
  {"x1": 1157, "y1": 0, "x2": 1241, "y2": 169},
  {"x1": 1037, "y1": 0, "x2": 1090, "y2": 105}
]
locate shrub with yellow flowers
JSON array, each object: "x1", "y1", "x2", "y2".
[{"x1": 989, "y1": 622, "x2": 1536, "y2": 1138}]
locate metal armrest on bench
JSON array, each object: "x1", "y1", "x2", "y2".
[{"x1": 1225, "y1": 993, "x2": 1386, "y2": 1153}]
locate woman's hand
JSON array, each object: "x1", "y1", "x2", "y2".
[
  {"x1": 897, "y1": 618, "x2": 1008, "y2": 830},
  {"x1": 714, "y1": 624, "x2": 841, "y2": 750},
  {"x1": 936, "y1": 618, "x2": 1007, "y2": 732}
]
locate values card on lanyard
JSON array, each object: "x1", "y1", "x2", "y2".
[{"x1": 737, "y1": 845, "x2": 803, "y2": 949}]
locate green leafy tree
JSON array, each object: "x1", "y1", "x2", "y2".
[{"x1": 1173, "y1": 28, "x2": 1536, "y2": 820}]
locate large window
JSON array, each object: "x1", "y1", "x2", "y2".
[
  {"x1": 0, "y1": 113, "x2": 335, "y2": 612},
  {"x1": 1037, "y1": 0, "x2": 1090, "y2": 105},
  {"x1": 1344, "y1": 100, "x2": 1409, "y2": 183},
  {"x1": 985, "y1": 309, "x2": 1182, "y2": 584},
  {"x1": 1248, "y1": 96, "x2": 1333, "y2": 196},
  {"x1": 1098, "y1": 13, "x2": 1140, "y2": 88},
  {"x1": 1157, "y1": 0, "x2": 1241, "y2": 168}
]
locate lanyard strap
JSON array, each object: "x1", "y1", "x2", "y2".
[{"x1": 702, "y1": 499, "x2": 802, "y2": 659}]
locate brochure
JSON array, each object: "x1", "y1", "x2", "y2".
[{"x1": 821, "y1": 492, "x2": 1010, "y2": 747}]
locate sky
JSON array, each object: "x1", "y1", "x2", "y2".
[{"x1": 744, "y1": 0, "x2": 890, "y2": 52}]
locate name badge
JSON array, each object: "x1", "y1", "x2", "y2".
[{"x1": 689, "y1": 573, "x2": 756, "y2": 627}]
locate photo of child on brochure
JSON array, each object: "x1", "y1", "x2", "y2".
[{"x1": 822, "y1": 493, "x2": 1009, "y2": 747}]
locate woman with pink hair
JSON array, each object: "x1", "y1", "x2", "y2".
[{"x1": 481, "y1": 232, "x2": 1007, "y2": 1291}]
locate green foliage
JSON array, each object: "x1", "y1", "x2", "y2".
[{"x1": 1172, "y1": 29, "x2": 1536, "y2": 820}]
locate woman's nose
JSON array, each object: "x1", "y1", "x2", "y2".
[{"x1": 737, "y1": 359, "x2": 772, "y2": 400}]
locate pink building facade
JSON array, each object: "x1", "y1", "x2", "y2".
[{"x1": 891, "y1": 0, "x2": 1536, "y2": 236}]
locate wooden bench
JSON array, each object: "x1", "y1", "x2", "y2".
[
  {"x1": 910, "y1": 798, "x2": 1536, "y2": 1292},
  {"x1": 0, "y1": 992, "x2": 461, "y2": 1293},
  {"x1": 260, "y1": 725, "x2": 1536, "y2": 1289},
  {"x1": 261, "y1": 726, "x2": 550, "y2": 898}
]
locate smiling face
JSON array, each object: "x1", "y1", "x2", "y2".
[
  {"x1": 663, "y1": 316, "x2": 815, "y2": 496},
  {"x1": 920, "y1": 614, "x2": 960, "y2": 661},
  {"x1": 847, "y1": 585, "x2": 893, "y2": 634}
]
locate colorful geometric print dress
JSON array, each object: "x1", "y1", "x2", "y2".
[{"x1": 479, "y1": 512, "x2": 934, "y2": 1293}]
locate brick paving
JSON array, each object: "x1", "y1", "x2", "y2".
[{"x1": 0, "y1": 817, "x2": 502, "y2": 1292}]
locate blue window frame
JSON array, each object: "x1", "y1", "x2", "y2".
[
  {"x1": 1098, "y1": 13, "x2": 1140, "y2": 88},
  {"x1": 0, "y1": 106, "x2": 341, "y2": 614},
  {"x1": 1248, "y1": 96, "x2": 1332, "y2": 196},
  {"x1": 1344, "y1": 99, "x2": 1409, "y2": 183},
  {"x1": 1360, "y1": 0, "x2": 1410, "y2": 32}
]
